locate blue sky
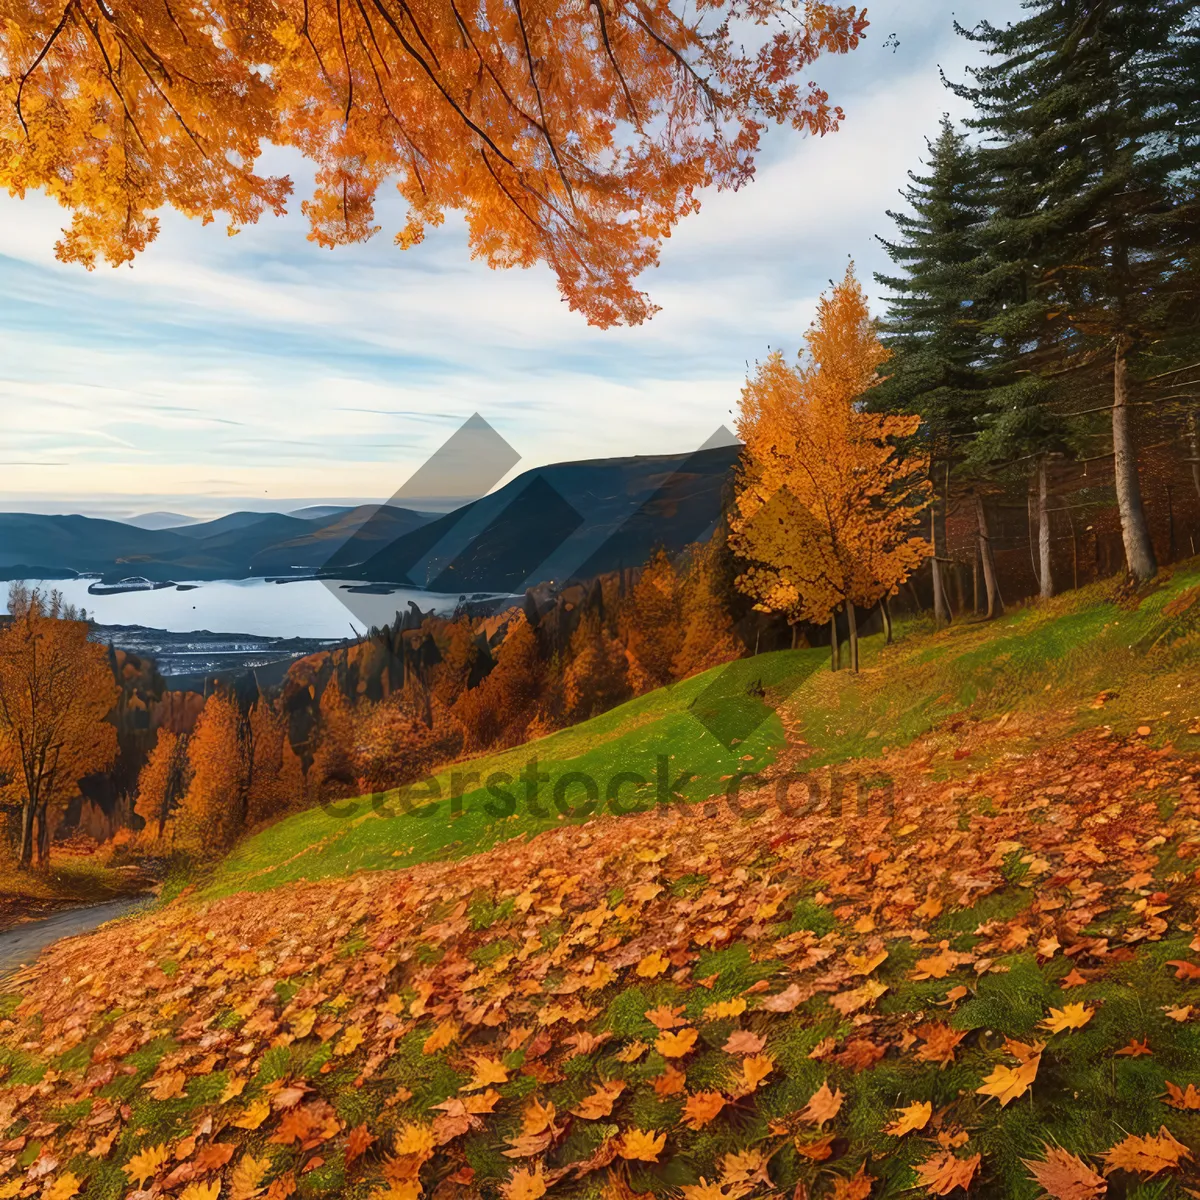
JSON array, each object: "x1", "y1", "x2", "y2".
[{"x1": 0, "y1": 1, "x2": 1021, "y2": 520}]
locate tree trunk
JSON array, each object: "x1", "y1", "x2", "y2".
[
  {"x1": 880, "y1": 596, "x2": 893, "y2": 645},
  {"x1": 1167, "y1": 482, "x2": 1176, "y2": 563},
  {"x1": 1067, "y1": 507, "x2": 1079, "y2": 591},
  {"x1": 846, "y1": 602, "x2": 859, "y2": 674},
  {"x1": 930, "y1": 490, "x2": 948, "y2": 626},
  {"x1": 35, "y1": 803, "x2": 50, "y2": 869},
  {"x1": 829, "y1": 615, "x2": 840, "y2": 672},
  {"x1": 1112, "y1": 337, "x2": 1157, "y2": 581},
  {"x1": 975, "y1": 494, "x2": 1004, "y2": 619},
  {"x1": 1189, "y1": 410, "x2": 1200, "y2": 501},
  {"x1": 1038, "y1": 456, "x2": 1054, "y2": 599},
  {"x1": 18, "y1": 799, "x2": 36, "y2": 870}
]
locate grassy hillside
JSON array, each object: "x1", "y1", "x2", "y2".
[
  {"x1": 206, "y1": 648, "x2": 828, "y2": 896},
  {"x1": 209, "y1": 564, "x2": 1200, "y2": 898},
  {"x1": 3, "y1": 566, "x2": 1200, "y2": 1200}
]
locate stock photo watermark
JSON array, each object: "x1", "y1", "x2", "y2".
[{"x1": 319, "y1": 757, "x2": 898, "y2": 826}]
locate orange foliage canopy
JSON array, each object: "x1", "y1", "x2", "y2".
[
  {"x1": 0, "y1": 606, "x2": 117, "y2": 867},
  {"x1": 730, "y1": 264, "x2": 931, "y2": 629},
  {"x1": 0, "y1": 0, "x2": 868, "y2": 324}
]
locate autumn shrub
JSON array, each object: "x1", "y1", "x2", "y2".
[{"x1": 355, "y1": 696, "x2": 465, "y2": 794}]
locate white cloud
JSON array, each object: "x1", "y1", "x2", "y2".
[{"x1": 0, "y1": 0, "x2": 1021, "y2": 516}]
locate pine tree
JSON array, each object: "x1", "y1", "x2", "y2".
[
  {"x1": 873, "y1": 117, "x2": 994, "y2": 622},
  {"x1": 951, "y1": 0, "x2": 1200, "y2": 582}
]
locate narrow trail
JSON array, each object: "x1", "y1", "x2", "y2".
[{"x1": 0, "y1": 895, "x2": 153, "y2": 978}]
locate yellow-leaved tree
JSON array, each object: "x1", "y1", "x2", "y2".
[
  {"x1": 0, "y1": 591, "x2": 118, "y2": 867},
  {"x1": 729, "y1": 264, "x2": 931, "y2": 672},
  {"x1": 0, "y1": 1, "x2": 869, "y2": 326}
]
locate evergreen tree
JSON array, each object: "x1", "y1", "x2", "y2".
[
  {"x1": 873, "y1": 117, "x2": 995, "y2": 620},
  {"x1": 952, "y1": 0, "x2": 1200, "y2": 581}
]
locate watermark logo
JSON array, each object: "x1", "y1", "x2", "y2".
[
  {"x1": 319, "y1": 758, "x2": 896, "y2": 826},
  {"x1": 315, "y1": 414, "x2": 797, "y2": 749}
]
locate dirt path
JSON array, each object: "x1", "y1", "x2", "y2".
[{"x1": 0, "y1": 895, "x2": 154, "y2": 979}]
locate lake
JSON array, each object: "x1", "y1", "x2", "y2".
[{"x1": 8, "y1": 577, "x2": 485, "y2": 640}]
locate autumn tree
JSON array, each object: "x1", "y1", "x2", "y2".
[
  {"x1": 730, "y1": 265, "x2": 931, "y2": 672},
  {"x1": 0, "y1": 590, "x2": 118, "y2": 867},
  {"x1": 0, "y1": 1, "x2": 869, "y2": 325},
  {"x1": 454, "y1": 611, "x2": 544, "y2": 749},
  {"x1": 620, "y1": 549, "x2": 683, "y2": 693},
  {"x1": 177, "y1": 691, "x2": 247, "y2": 850},
  {"x1": 245, "y1": 701, "x2": 299, "y2": 826},
  {"x1": 309, "y1": 677, "x2": 359, "y2": 803},
  {"x1": 672, "y1": 538, "x2": 743, "y2": 678},
  {"x1": 134, "y1": 728, "x2": 190, "y2": 841},
  {"x1": 355, "y1": 696, "x2": 463, "y2": 793},
  {"x1": 562, "y1": 610, "x2": 630, "y2": 722}
]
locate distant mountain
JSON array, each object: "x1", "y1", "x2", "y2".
[
  {"x1": 290, "y1": 505, "x2": 355, "y2": 521},
  {"x1": 344, "y1": 442, "x2": 741, "y2": 592},
  {"x1": 0, "y1": 445, "x2": 742, "y2": 589},
  {"x1": 0, "y1": 505, "x2": 431, "y2": 582},
  {"x1": 126, "y1": 511, "x2": 203, "y2": 530}
]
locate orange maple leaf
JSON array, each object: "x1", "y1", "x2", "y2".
[
  {"x1": 618, "y1": 1129, "x2": 666, "y2": 1162},
  {"x1": 1115, "y1": 1038, "x2": 1152, "y2": 1058},
  {"x1": 1022, "y1": 1146, "x2": 1105, "y2": 1200},
  {"x1": 344, "y1": 1123, "x2": 377, "y2": 1167},
  {"x1": 655, "y1": 1028, "x2": 698, "y2": 1058},
  {"x1": 1164, "y1": 1081, "x2": 1200, "y2": 1110},
  {"x1": 422, "y1": 1019, "x2": 459, "y2": 1055},
  {"x1": 500, "y1": 1164, "x2": 547, "y2": 1200},
  {"x1": 1101, "y1": 1126, "x2": 1192, "y2": 1176},
  {"x1": 722, "y1": 1030, "x2": 767, "y2": 1055},
  {"x1": 682, "y1": 1092, "x2": 726, "y2": 1130},
  {"x1": 1039, "y1": 1003, "x2": 1094, "y2": 1034},
  {"x1": 913, "y1": 1151, "x2": 981, "y2": 1196},
  {"x1": 885, "y1": 1101, "x2": 932, "y2": 1136},
  {"x1": 976, "y1": 1055, "x2": 1040, "y2": 1107},
  {"x1": 914, "y1": 1023, "x2": 966, "y2": 1068},
  {"x1": 829, "y1": 1163, "x2": 874, "y2": 1200},
  {"x1": 800, "y1": 1081, "x2": 843, "y2": 1127},
  {"x1": 570, "y1": 1080, "x2": 626, "y2": 1119}
]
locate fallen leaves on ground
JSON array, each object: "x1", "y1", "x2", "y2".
[{"x1": 0, "y1": 725, "x2": 1198, "y2": 1198}]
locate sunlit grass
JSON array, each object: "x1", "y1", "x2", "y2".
[{"x1": 204, "y1": 562, "x2": 1200, "y2": 899}]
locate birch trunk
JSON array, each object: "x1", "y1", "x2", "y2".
[
  {"x1": 1112, "y1": 337, "x2": 1157, "y2": 581},
  {"x1": 1038, "y1": 456, "x2": 1054, "y2": 599}
]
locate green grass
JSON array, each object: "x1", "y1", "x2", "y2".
[
  {"x1": 786, "y1": 563, "x2": 1200, "y2": 768},
  {"x1": 204, "y1": 563, "x2": 1200, "y2": 899},
  {"x1": 205, "y1": 648, "x2": 827, "y2": 896}
]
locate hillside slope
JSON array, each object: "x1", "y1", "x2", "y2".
[{"x1": 2, "y1": 568, "x2": 1200, "y2": 1200}]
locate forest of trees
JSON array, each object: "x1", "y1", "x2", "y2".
[
  {"x1": 870, "y1": 3, "x2": 1200, "y2": 606},
  {"x1": 3, "y1": 2, "x2": 1199, "y2": 867}
]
